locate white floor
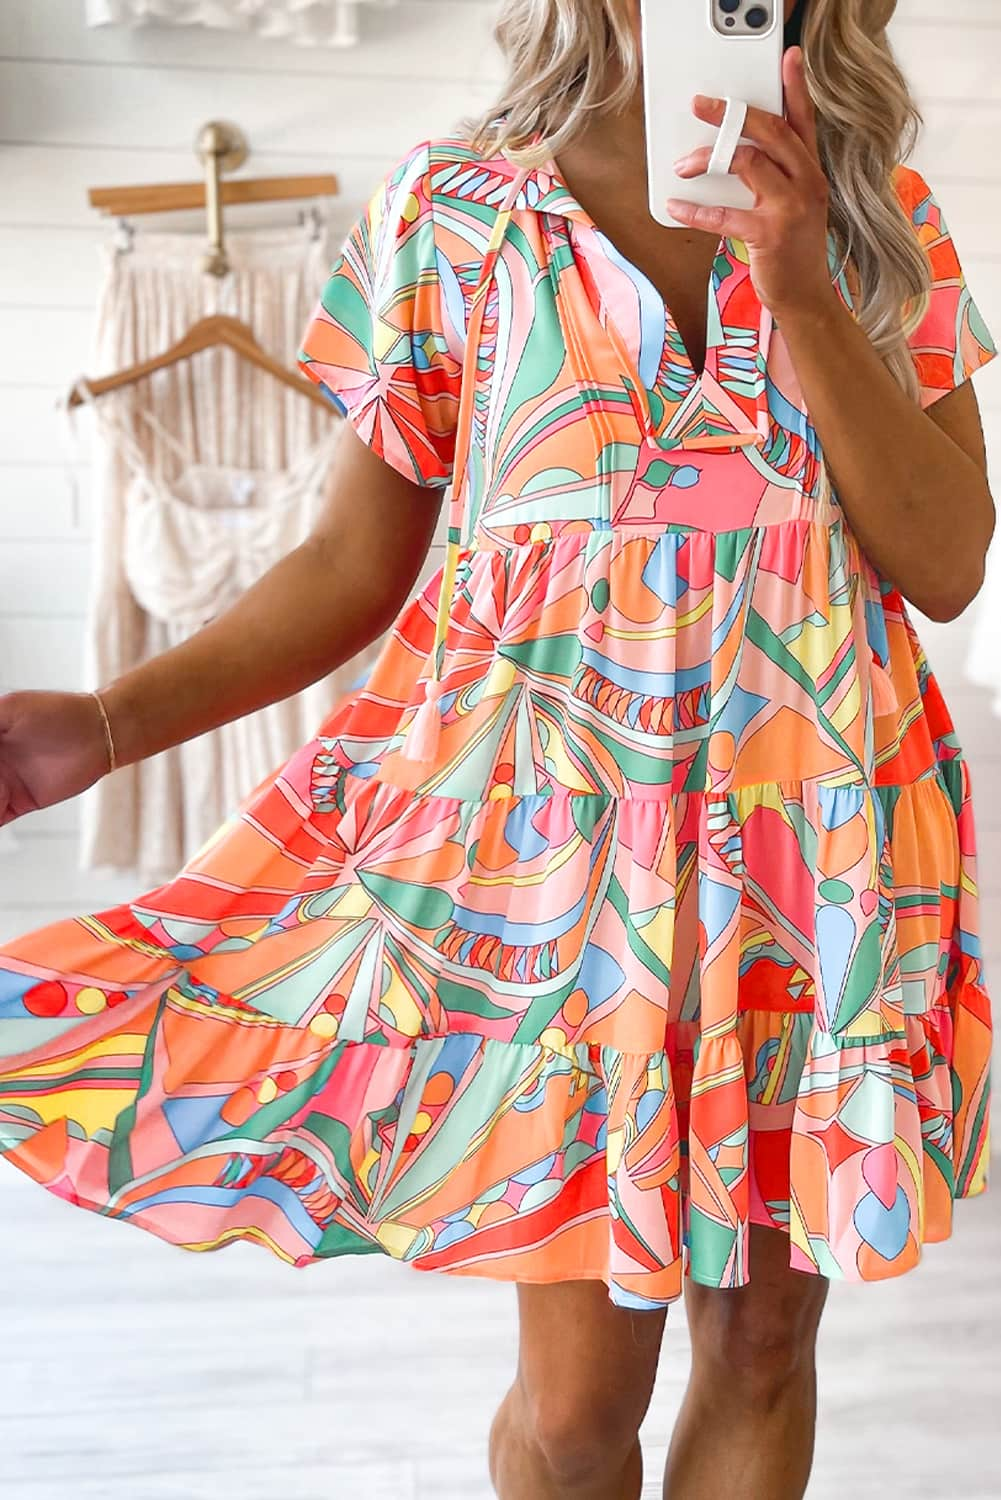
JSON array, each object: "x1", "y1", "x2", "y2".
[{"x1": 0, "y1": 1161, "x2": 996, "y2": 1500}]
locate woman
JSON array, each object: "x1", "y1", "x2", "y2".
[{"x1": 0, "y1": 1, "x2": 995, "y2": 1497}]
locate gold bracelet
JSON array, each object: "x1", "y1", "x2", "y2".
[{"x1": 90, "y1": 688, "x2": 117, "y2": 774}]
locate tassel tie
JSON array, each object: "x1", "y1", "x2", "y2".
[
  {"x1": 402, "y1": 672, "x2": 450, "y2": 763},
  {"x1": 870, "y1": 650, "x2": 899, "y2": 719},
  {"x1": 397, "y1": 161, "x2": 532, "y2": 765}
]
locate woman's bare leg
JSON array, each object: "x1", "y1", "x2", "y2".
[
  {"x1": 661, "y1": 1224, "x2": 830, "y2": 1499},
  {"x1": 488, "y1": 1277, "x2": 669, "y2": 1499}
]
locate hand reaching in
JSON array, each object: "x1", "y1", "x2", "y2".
[{"x1": 0, "y1": 690, "x2": 115, "y2": 828}]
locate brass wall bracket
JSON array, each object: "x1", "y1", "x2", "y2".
[{"x1": 195, "y1": 120, "x2": 250, "y2": 277}]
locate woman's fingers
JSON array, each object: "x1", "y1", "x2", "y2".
[
  {"x1": 668, "y1": 142, "x2": 787, "y2": 240},
  {"x1": 688, "y1": 54, "x2": 820, "y2": 181},
  {"x1": 669, "y1": 52, "x2": 828, "y2": 242},
  {"x1": 673, "y1": 140, "x2": 790, "y2": 203},
  {"x1": 781, "y1": 46, "x2": 821, "y2": 163}
]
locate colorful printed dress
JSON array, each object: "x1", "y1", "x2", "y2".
[{"x1": 0, "y1": 136, "x2": 996, "y2": 1310}]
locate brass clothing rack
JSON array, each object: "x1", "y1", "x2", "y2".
[
  {"x1": 73, "y1": 119, "x2": 339, "y2": 410},
  {"x1": 88, "y1": 119, "x2": 339, "y2": 276}
]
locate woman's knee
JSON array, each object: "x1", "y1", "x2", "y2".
[
  {"x1": 686, "y1": 1227, "x2": 829, "y2": 1400},
  {"x1": 520, "y1": 1380, "x2": 644, "y2": 1484},
  {"x1": 506, "y1": 1279, "x2": 667, "y2": 1482}
]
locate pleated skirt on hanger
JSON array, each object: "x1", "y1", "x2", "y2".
[{"x1": 77, "y1": 224, "x2": 379, "y2": 880}]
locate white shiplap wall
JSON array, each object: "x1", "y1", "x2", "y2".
[
  {"x1": 0, "y1": 0, "x2": 500, "y2": 929},
  {"x1": 1, "y1": 0, "x2": 999, "y2": 1003}
]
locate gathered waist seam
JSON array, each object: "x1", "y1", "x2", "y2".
[{"x1": 455, "y1": 510, "x2": 848, "y2": 554}]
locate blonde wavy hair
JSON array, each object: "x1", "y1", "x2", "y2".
[{"x1": 461, "y1": 0, "x2": 933, "y2": 416}]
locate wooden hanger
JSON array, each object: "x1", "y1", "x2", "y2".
[
  {"x1": 76, "y1": 122, "x2": 337, "y2": 411},
  {"x1": 68, "y1": 313, "x2": 331, "y2": 411},
  {"x1": 88, "y1": 173, "x2": 338, "y2": 220}
]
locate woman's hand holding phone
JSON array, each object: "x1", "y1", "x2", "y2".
[{"x1": 666, "y1": 47, "x2": 836, "y2": 321}]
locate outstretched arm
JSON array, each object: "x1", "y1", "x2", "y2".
[
  {"x1": 0, "y1": 426, "x2": 442, "y2": 825},
  {"x1": 98, "y1": 426, "x2": 442, "y2": 769}
]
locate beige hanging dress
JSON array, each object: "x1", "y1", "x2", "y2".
[{"x1": 77, "y1": 226, "x2": 381, "y2": 880}]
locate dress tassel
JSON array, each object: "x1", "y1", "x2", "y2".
[{"x1": 401, "y1": 677, "x2": 447, "y2": 763}]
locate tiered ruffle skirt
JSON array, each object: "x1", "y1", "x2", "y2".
[{"x1": 0, "y1": 515, "x2": 991, "y2": 1308}]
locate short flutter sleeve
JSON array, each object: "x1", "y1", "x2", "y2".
[
  {"x1": 297, "y1": 139, "x2": 463, "y2": 487},
  {"x1": 895, "y1": 164, "x2": 998, "y2": 409}
]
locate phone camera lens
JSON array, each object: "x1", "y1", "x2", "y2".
[
  {"x1": 744, "y1": 5, "x2": 769, "y2": 26},
  {"x1": 719, "y1": 0, "x2": 740, "y2": 10}
]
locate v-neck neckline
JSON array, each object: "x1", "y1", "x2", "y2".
[
  {"x1": 532, "y1": 139, "x2": 728, "y2": 387},
  {"x1": 586, "y1": 223, "x2": 724, "y2": 385},
  {"x1": 502, "y1": 133, "x2": 775, "y2": 451}
]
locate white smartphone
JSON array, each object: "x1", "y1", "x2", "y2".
[{"x1": 641, "y1": 0, "x2": 785, "y2": 228}]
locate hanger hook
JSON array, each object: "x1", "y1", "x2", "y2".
[{"x1": 299, "y1": 203, "x2": 325, "y2": 242}]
